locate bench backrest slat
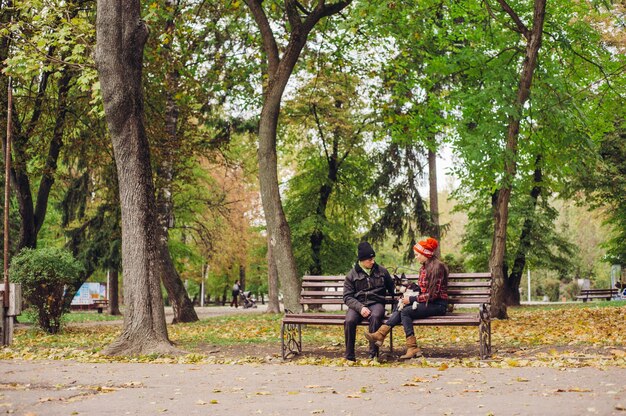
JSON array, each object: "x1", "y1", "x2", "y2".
[{"x1": 298, "y1": 272, "x2": 492, "y2": 310}]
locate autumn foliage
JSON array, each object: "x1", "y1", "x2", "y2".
[{"x1": 1, "y1": 303, "x2": 624, "y2": 368}]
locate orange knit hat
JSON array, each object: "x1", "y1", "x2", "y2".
[{"x1": 413, "y1": 237, "x2": 438, "y2": 258}]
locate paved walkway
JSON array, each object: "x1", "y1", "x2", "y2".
[
  {"x1": 1, "y1": 359, "x2": 625, "y2": 415},
  {"x1": 2, "y1": 305, "x2": 626, "y2": 415}
]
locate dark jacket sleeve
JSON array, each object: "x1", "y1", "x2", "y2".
[{"x1": 343, "y1": 270, "x2": 364, "y2": 312}]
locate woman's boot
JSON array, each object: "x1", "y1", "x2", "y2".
[
  {"x1": 364, "y1": 324, "x2": 391, "y2": 347},
  {"x1": 399, "y1": 335, "x2": 422, "y2": 359}
]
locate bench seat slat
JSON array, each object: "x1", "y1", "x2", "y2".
[{"x1": 283, "y1": 316, "x2": 481, "y2": 326}]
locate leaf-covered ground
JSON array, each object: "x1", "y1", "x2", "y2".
[{"x1": 1, "y1": 302, "x2": 624, "y2": 369}]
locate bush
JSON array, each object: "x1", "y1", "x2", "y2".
[
  {"x1": 562, "y1": 281, "x2": 581, "y2": 301},
  {"x1": 538, "y1": 278, "x2": 561, "y2": 302},
  {"x1": 10, "y1": 247, "x2": 84, "y2": 334}
]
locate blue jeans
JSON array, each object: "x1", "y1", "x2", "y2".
[{"x1": 385, "y1": 300, "x2": 447, "y2": 337}]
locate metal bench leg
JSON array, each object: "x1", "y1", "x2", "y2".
[
  {"x1": 479, "y1": 304, "x2": 492, "y2": 359},
  {"x1": 281, "y1": 322, "x2": 302, "y2": 360},
  {"x1": 389, "y1": 327, "x2": 393, "y2": 353}
]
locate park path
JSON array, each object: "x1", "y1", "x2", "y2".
[
  {"x1": 2, "y1": 304, "x2": 626, "y2": 415},
  {"x1": 1, "y1": 359, "x2": 625, "y2": 415}
]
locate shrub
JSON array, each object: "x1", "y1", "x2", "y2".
[
  {"x1": 10, "y1": 247, "x2": 84, "y2": 334},
  {"x1": 537, "y1": 278, "x2": 561, "y2": 302}
]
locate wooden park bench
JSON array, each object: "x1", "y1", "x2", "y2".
[
  {"x1": 70, "y1": 299, "x2": 109, "y2": 314},
  {"x1": 575, "y1": 288, "x2": 619, "y2": 302},
  {"x1": 281, "y1": 272, "x2": 492, "y2": 360}
]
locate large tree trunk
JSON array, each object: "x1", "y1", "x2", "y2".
[
  {"x1": 245, "y1": 0, "x2": 352, "y2": 312},
  {"x1": 257, "y1": 89, "x2": 301, "y2": 312},
  {"x1": 490, "y1": 0, "x2": 546, "y2": 319},
  {"x1": 96, "y1": 0, "x2": 177, "y2": 356},
  {"x1": 265, "y1": 242, "x2": 281, "y2": 313}
]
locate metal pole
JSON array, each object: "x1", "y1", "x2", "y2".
[
  {"x1": 527, "y1": 268, "x2": 531, "y2": 303},
  {"x1": 200, "y1": 264, "x2": 206, "y2": 307},
  {"x1": 3, "y1": 77, "x2": 12, "y2": 345}
]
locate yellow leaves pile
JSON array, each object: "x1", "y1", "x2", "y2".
[{"x1": 0, "y1": 304, "x2": 624, "y2": 369}]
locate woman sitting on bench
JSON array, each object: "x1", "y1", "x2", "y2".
[{"x1": 365, "y1": 237, "x2": 449, "y2": 359}]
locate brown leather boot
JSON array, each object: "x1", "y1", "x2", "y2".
[
  {"x1": 399, "y1": 335, "x2": 422, "y2": 359},
  {"x1": 364, "y1": 324, "x2": 391, "y2": 347}
]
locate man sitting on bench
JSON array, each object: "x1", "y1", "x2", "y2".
[{"x1": 343, "y1": 241, "x2": 395, "y2": 361}]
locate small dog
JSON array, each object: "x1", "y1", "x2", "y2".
[{"x1": 394, "y1": 274, "x2": 420, "y2": 311}]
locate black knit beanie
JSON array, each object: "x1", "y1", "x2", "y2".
[{"x1": 357, "y1": 241, "x2": 375, "y2": 260}]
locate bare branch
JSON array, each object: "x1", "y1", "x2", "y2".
[
  {"x1": 286, "y1": 0, "x2": 302, "y2": 32},
  {"x1": 311, "y1": 103, "x2": 329, "y2": 161},
  {"x1": 495, "y1": 0, "x2": 530, "y2": 38},
  {"x1": 302, "y1": 0, "x2": 351, "y2": 34},
  {"x1": 244, "y1": 0, "x2": 280, "y2": 74}
]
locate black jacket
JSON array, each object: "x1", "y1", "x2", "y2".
[{"x1": 343, "y1": 262, "x2": 395, "y2": 312}]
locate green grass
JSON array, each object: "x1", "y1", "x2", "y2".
[
  {"x1": 513, "y1": 299, "x2": 626, "y2": 311},
  {"x1": 17, "y1": 308, "x2": 122, "y2": 325}
]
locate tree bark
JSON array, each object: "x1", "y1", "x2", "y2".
[
  {"x1": 490, "y1": 0, "x2": 546, "y2": 319},
  {"x1": 107, "y1": 268, "x2": 122, "y2": 315},
  {"x1": 245, "y1": 0, "x2": 352, "y2": 312},
  {"x1": 265, "y1": 241, "x2": 281, "y2": 313},
  {"x1": 96, "y1": 0, "x2": 177, "y2": 356}
]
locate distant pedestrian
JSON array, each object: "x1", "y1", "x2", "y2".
[{"x1": 230, "y1": 280, "x2": 241, "y2": 308}]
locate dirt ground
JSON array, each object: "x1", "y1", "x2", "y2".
[{"x1": 1, "y1": 305, "x2": 625, "y2": 415}]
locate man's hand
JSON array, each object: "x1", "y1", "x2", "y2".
[{"x1": 360, "y1": 306, "x2": 371, "y2": 318}]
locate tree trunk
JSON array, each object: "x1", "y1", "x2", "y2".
[
  {"x1": 265, "y1": 241, "x2": 281, "y2": 313},
  {"x1": 490, "y1": 0, "x2": 546, "y2": 319},
  {"x1": 239, "y1": 265, "x2": 246, "y2": 292},
  {"x1": 309, "y1": 151, "x2": 338, "y2": 274},
  {"x1": 8, "y1": 3, "x2": 82, "y2": 251},
  {"x1": 428, "y1": 146, "x2": 441, "y2": 256},
  {"x1": 245, "y1": 0, "x2": 352, "y2": 313},
  {"x1": 96, "y1": 0, "x2": 177, "y2": 356},
  {"x1": 11, "y1": 67, "x2": 69, "y2": 250},
  {"x1": 151, "y1": 0, "x2": 198, "y2": 325},
  {"x1": 504, "y1": 159, "x2": 543, "y2": 306},
  {"x1": 158, "y1": 245, "x2": 198, "y2": 324},
  {"x1": 257, "y1": 89, "x2": 302, "y2": 312},
  {"x1": 108, "y1": 268, "x2": 122, "y2": 315}
]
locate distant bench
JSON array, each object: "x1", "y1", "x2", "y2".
[
  {"x1": 575, "y1": 288, "x2": 619, "y2": 302},
  {"x1": 70, "y1": 299, "x2": 109, "y2": 314},
  {"x1": 281, "y1": 272, "x2": 492, "y2": 360}
]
